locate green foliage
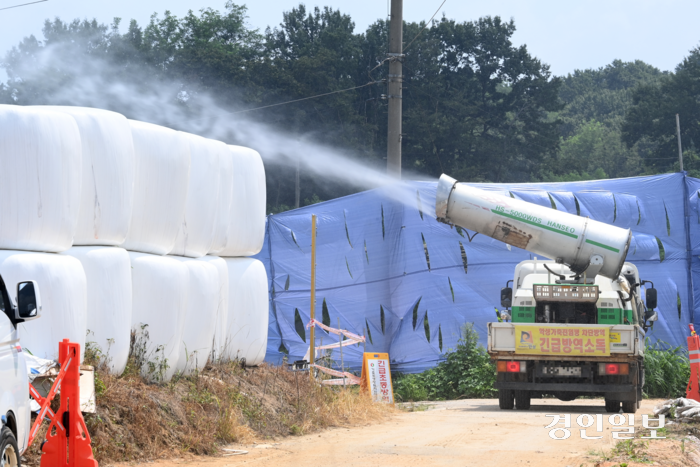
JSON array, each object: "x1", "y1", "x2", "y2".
[
  {"x1": 622, "y1": 47, "x2": 700, "y2": 174},
  {"x1": 393, "y1": 324, "x2": 496, "y2": 401},
  {"x1": 643, "y1": 339, "x2": 690, "y2": 399}
]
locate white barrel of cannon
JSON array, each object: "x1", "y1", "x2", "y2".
[{"x1": 435, "y1": 174, "x2": 631, "y2": 279}]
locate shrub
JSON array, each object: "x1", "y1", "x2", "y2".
[
  {"x1": 393, "y1": 324, "x2": 496, "y2": 401},
  {"x1": 643, "y1": 339, "x2": 690, "y2": 399}
]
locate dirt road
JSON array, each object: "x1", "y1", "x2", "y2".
[{"x1": 128, "y1": 398, "x2": 662, "y2": 467}]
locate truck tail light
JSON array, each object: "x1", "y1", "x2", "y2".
[
  {"x1": 598, "y1": 363, "x2": 629, "y2": 375},
  {"x1": 497, "y1": 361, "x2": 526, "y2": 373}
]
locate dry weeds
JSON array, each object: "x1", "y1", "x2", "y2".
[{"x1": 22, "y1": 358, "x2": 393, "y2": 466}]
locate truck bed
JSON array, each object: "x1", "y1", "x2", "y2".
[{"x1": 488, "y1": 322, "x2": 644, "y2": 360}]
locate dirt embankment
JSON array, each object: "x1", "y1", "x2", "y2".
[
  {"x1": 124, "y1": 398, "x2": 700, "y2": 467},
  {"x1": 23, "y1": 361, "x2": 391, "y2": 466}
]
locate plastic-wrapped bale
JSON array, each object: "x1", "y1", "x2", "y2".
[
  {"x1": 61, "y1": 246, "x2": 132, "y2": 375},
  {"x1": 170, "y1": 134, "x2": 223, "y2": 258},
  {"x1": 208, "y1": 143, "x2": 234, "y2": 256},
  {"x1": 121, "y1": 121, "x2": 190, "y2": 255},
  {"x1": 200, "y1": 255, "x2": 229, "y2": 361},
  {"x1": 217, "y1": 146, "x2": 266, "y2": 257},
  {"x1": 0, "y1": 105, "x2": 82, "y2": 252},
  {"x1": 129, "y1": 252, "x2": 188, "y2": 382},
  {"x1": 0, "y1": 251, "x2": 87, "y2": 361},
  {"x1": 224, "y1": 258, "x2": 268, "y2": 365},
  {"x1": 171, "y1": 256, "x2": 219, "y2": 374},
  {"x1": 35, "y1": 106, "x2": 135, "y2": 246}
]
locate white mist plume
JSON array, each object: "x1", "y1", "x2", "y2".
[{"x1": 8, "y1": 41, "x2": 436, "y2": 217}]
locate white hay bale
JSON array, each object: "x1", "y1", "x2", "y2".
[
  {"x1": 171, "y1": 256, "x2": 219, "y2": 374},
  {"x1": 217, "y1": 146, "x2": 266, "y2": 257},
  {"x1": 200, "y1": 255, "x2": 229, "y2": 362},
  {"x1": 129, "y1": 251, "x2": 188, "y2": 382},
  {"x1": 170, "y1": 133, "x2": 223, "y2": 258},
  {"x1": 61, "y1": 246, "x2": 132, "y2": 374},
  {"x1": 0, "y1": 251, "x2": 87, "y2": 361},
  {"x1": 36, "y1": 106, "x2": 135, "y2": 246},
  {"x1": 0, "y1": 105, "x2": 82, "y2": 252},
  {"x1": 224, "y1": 258, "x2": 268, "y2": 365},
  {"x1": 121, "y1": 121, "x2": 190, "y2": 255},
  {"x1": 208, "y1": 144, "x2": 234, "y2": 255}
]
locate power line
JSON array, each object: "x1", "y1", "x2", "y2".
[
  {"x1": 228, "y1": 81, "x2": 378, "y2": 115},
  {"x1": 404, "y1": 0, "x2": 447, "y2": 51},
  {"x1": 0, "y1": 0, "x2": 47, "y2": 12}
]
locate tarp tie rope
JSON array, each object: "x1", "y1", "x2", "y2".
[
  {"x1": 306, "y1": 319, "x2": 363, "y2": 385},
  {"x1": 311, "y1": 364, "x2": 361, "y2": 385},
  {"x1": 306, "y1": 319, "x2": 366, "y2": 343}
]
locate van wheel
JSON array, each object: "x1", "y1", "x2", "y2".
[
  {"x1": 0, "y1": 426, "x2": 20, "y2": 467},
  {"x1": 515, "y1": 390, "x2": 531, "y2": 410},
  {"x1": 605, "y1": 399, "x2": 620, "y2": 413},
  {"x1": 498, "y1": 389, "x2": 514, "y2": 409}
]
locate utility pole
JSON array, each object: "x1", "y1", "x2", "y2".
[
  {"x1": 676, "y1": 113, "x2": 684, "y2": 172},
  {"x1": 387, "y1": 0, "x2": 403, "y2": 178}
]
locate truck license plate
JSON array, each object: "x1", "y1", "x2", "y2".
[{"x1": 544, "y1": 366, "x2": 581, "y2": 376}]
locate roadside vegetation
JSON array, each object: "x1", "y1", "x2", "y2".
[
  {"x1": 393, "y1": 324, "x2": 496, "y2": 402},
  {"x1": 23, "y1": 340, "x2": 392, "y2": 465},
  {"x1": 643, "y1": 339, "x2": 690, "y2": 399}
]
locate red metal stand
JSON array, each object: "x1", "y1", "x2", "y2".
[
  {"x1": 27, "y1": 339, "x2": 98, "y2": 467},
  {"x1": 687, "y1": 325, "x2": 700, "y2": 402}
]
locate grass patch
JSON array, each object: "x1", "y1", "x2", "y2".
[{"x1": 644, "y1": 339, "x2": 690, "y2": 399}]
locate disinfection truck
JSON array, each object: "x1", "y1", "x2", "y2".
[{"x1": 435, "y1": 174, "x2": 657, "y2": 413}]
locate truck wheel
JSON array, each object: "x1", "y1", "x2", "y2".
[
  {"x1": 0, "y1": 426, "x2": 20, "y2": 467},
  {"x1": 514, "y1": 390, "x2": 531, "y2": 410},
  {"x1": 621, "y1": 399, "x2": 638, "y2": 414},
  {"x1": 604, "y1": 399, "x2": 620, "y2": 413},
  {"x1": 498, "y1": 389, "x2": 514, "y2": 409}
]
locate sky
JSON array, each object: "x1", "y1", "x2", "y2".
[{"x1": 0, "y1": 0, "x2": 699, "y2": 82}]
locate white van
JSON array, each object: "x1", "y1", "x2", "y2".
[{"x1": 0, "y1": 279, "x2": 41, "y2": 466}]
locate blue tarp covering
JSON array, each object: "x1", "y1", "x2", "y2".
[{"x1": 257, "y1": 173, "x2": 699, "y2": 373}]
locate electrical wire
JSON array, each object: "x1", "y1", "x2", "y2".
[
  {"x1": 228, "y1": 81, "x2": 378, "y2": 115},
  {"x1": 0, "y1": 0, "x2": 47, "y2": 12},
  {"x1": 404, "y1": 0, "x2": 447, "y2": 51}
]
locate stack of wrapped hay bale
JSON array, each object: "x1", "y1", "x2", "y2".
[{"x1": 0, "y1": 105, "x2": 268, "y2": 382}]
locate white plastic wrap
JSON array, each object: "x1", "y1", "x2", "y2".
[
  {"x1": 121, "y1": 121, "x2": 190, "y2": 256},
  {"x1": 170, "y1": 134, "x2": 223, "y2": 258},
  {"x1": 201, "y1": 255, "x2": 229, "y2": 361},
  {"x1": 0, "y1": 105, "x2": 82, "y2": 252},
  {"x1": 224, "y1": 258, "x2": 268, "y2": 365},
  {"x1": 35, "y1": 106, "x2": 135, "y2": 246},
  {"x1": 171, "y1": 256, "x2": 219, "y2": 374},
  {"x1": 217, "y1": 146, "x2": 266, "y2": 257},
  {"x1": 208, "y1": 145, "x2": 234, "y2": 255},
  {"x1": 129, "y1": 252, "x2": 188, "y2": 382},
  {"x1": 60, "y1": 246, "x2": 132, "y2": 375},
  {"x1": 0, "y1": 251, "x2": 87, "y2": 361}
]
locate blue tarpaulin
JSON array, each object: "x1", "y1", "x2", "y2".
[{"x1": 256, "y1": 173, "x2": 699, "y2": 373}]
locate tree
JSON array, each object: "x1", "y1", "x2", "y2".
[
  {"x1": 622, "y1": 48, "x2": 700, "y2": 175},
  {"x1": 393, "y1": 17, "x2": 563, "y2": 183}
]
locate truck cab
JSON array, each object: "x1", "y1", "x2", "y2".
[{"x1": 0, "y1": 277, "x2": 41, "y2": 465}]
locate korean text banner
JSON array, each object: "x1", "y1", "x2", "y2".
[{"x1": 514, "y1": 325, "x2": 610, "y2": 356}]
